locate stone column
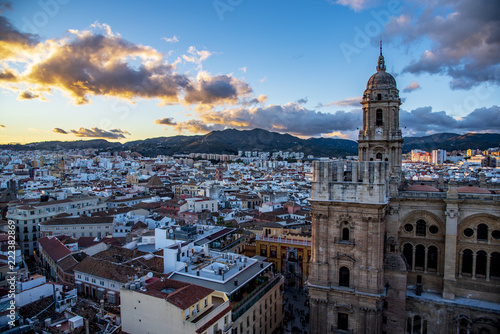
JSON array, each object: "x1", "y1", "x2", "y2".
[{"x1": 443, "y1": 196, "x2": 459, "y2": 299}]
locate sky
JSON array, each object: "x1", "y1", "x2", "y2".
[{"x1": 0, "y1": 0, "x2": 499, "y2": 144}]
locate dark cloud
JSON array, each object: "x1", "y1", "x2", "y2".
[
  {"x1": 400, "y1": 105, "x2": 500, "y2": 135},
  {"x1": 52, "y1": 128, "x2": 68, "y2": 134},
  {"x1": 403, "y1": 81, "x2": 421, "y2": 93},
  {"x1": 183, "y1": 73, "x2": 252, "y2": 107},
  {"x1": 18, "y1": 90, "x2": 39, "y2": 100},
  {"x1": 386, "y1": 0, "x2": 500, "y2": 89},
  {"x1": 0, "y1": 18, "x2": 254, "y2": 108},
  {"x1": 69, "y1": 127, "x2": 131, "y2": 139},
  {"x1": 317, "y1": 96, "x2": 362, "y2": 108},
  {"x1": 0, "y1": 15, "x2": 38, "y2": 58},
  {"x1": 155, "y1": 117, "x2": 177, "y2": 126},
  {"x1": 0, "y1": 69, "x2": 16, "y2": 81},
  {"x1": 296, "y1": 97, "x2": 308, "y2": 105},
  {"x1": 173, "y1": 102, "x2": 363, "y2": 137}
]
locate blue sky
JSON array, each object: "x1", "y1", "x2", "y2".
[{"x1": 0, "y1": 0, "x2": 499, "y2": 143}]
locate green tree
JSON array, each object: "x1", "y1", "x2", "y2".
[{"x1": 216, "y1": 216, "x2": 225, "y2": 226}]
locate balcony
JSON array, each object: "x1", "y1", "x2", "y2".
[
  {"x1": 256, "y1": 234, "x2": 311, "y2": 247},
  {"x1": 231, "y1": 273, "x2": 284, "y2": 321}
]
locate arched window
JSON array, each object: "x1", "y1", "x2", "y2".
[
  {"x1": 491, "y1": 252, "x2": 500, "y2": 278},
  {"x1": 476, "y1": 250, "x2": 487, "y2": 277},
  {"x1": 376, "y1": 109, "x2": 383, "y2": 126},
  {"x1": 342, "y1": 228, "x2": 350, "y2": 241},
  {"x1": 339, "y1": 267, "x2": 350, "y2": 287},
  {"x1": 376, "y1": 153, "x2": 382, "y2": 160},
  {"x1": 427, "y1": 246, "x2": 438, "y2": 271},
  {"x1": 477, "y1": 224, "x2": 488, "y2": 241},
  {"x1": 406, "y1": 315, "x2": 427, "y2": 334},
  {"x1": 413, "y1": 315, "x2": 421, "y2": 333},
  {"x1": 415, "y1": 245, "x2": 425, "y2": 269},
  {"x1": 462, "y1": 249, "x2": 473, "y2": 275},
  {"x1": 416, "y1": 220, "x2": 426, "y2": 236},
  {"x1": 403, "y1": 244, "x2": 413, "y2": 269}
]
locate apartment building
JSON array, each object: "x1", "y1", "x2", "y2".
[
  {"x1": 166, "y1": 245, "x2": 284, "y2": 334},
  {"x1": 121, "y1": 277, "x2": 232, "y2": 334},
  {"x1": 39, "y1": 216, "x2": 114, "y2": 239},
  {"x1": 7, "y1": 196, "x2": 106, "y2": 255}
]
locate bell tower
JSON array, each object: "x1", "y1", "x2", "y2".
[{"x1": 358, "y1": 42, "x2": 403, "y2": 178}]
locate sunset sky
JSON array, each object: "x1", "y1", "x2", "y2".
[{"x1": 0, "y1": 0, "x2": 499, "y2": 144}]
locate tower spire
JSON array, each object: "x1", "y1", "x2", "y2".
[{"x1": 377, "y1": 39, "x2": 386, "y2": 72}]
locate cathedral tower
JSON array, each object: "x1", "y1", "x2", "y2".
[
  {"x1": 358, "y1": 43, "x2": 403, "y2": 178},
  {"x1": 308, "y1": 48, "x2": 398, "y2": 334}
]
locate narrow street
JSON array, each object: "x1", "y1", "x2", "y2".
[{"x1": 283, "y1": 286, "x2": 310, "y2": 334}]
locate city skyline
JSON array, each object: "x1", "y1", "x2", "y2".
[{"x1": 1, "y1": 0, "x2": 499, "y2": 144}]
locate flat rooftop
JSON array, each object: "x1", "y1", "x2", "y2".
[{"x1": 169, "y1": 252, "x2": 272, "y2": 296}]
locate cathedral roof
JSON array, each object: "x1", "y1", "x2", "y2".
[
  {"x1": 456, "y1": 186, "x2": 492, "y2": 194},
  {"x1": 405, "y1": 184, "x2": 441, "y2": 192},
  {"x1": 366, "y1": 70, "x2": 397, "y2": 90}
]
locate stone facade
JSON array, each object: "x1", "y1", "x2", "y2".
[{"x1": 309, "y1": 48, "x2": 500, "y2": 334}]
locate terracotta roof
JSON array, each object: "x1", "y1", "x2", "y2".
[
  {"x1": 77, "y1": 237, "x2": 100, "y2": 248},
  {"x1": 405, "y1": 184, "x2": 441, "y2": 192},
  {"x1": 57, "y1": 254, "x2": 81, "y2": 273},
  {"x1": 196, "y1": 305, "x2": 232, "y2": 334},
  {"x1": 456, "y1": 186, "x2": 492, "y2": 194},
  {"x1": 131, "y1": 221, "x2": 148, "y2": 231},
  {"x1": 140, "y1": 278, "x2": 214, "y2": 310},
  {"x1": 38, "y1": 236, "x2": 72, "y2": 263},
  {"x1": 92, "y1": 246, "x2": 148, "y2": 263},
  {"x1": 73, "y1": 257, "x2": 138, "y2": 283},
  {"x1": 206, "y1": 228, "x2": 234, "y2": 241}
]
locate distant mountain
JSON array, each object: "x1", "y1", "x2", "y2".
[
  {"x1": 1, "y1": 129, "x2": 499, "y2": 157},
  {"x1": 403, "y1": 133, "x2": 500, "y2": 152},
  {"x1": 122, "y1": 128, "x2": 358, "y2": 157}
]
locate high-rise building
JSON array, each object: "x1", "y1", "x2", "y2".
[
  {"x1": 309, "y1": 48, "x2": 500, "y2": 334},
  {"x1": 432, "y1": 149, "x2": 447, "y2": 165}
]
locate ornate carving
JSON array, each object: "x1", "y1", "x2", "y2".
[
  {"x1": 445, "y1": 209, "x2": 457, "y2": 219},
  {"x1": 388, "y1": 205, "x2": 399, "y2": 216}
]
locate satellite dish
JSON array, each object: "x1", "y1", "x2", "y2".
[{"x1": 147, "y1": 272, "x2": 153, "y2": 278}]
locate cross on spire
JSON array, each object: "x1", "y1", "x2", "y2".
[{"x1": 377, "y1": 38, "x2": 386, "y2": 72}]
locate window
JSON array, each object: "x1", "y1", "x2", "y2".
[
  {"x1": 376, "y1": 109, "x2": 383, "y2": 126},
  {"x1": 342, "y1": 228, "x2": 350, "y2": 241},
  {"x1": 376, "y1": 153, "x2": 383, "y2": 160},
  {"x1": 476, "y1": 250, "x2": 487, "y2": 276},
  {"x1": 464, "y1": 228, "x2": 474, "y2": 237},
  {"x1": 403, "y1": 244, "x2": 413, "y2": 269},
  {"x1": 427, "y1": 246, "x2": 438, "y2": 271},
  {"x1": 339, "y1": 267, "x2": 350, "y2": 287},
  {"x1": 491, "y1": 252, "x2": 500, "y2": 278},
  {"x1": 462, "y1": 249, "x2": 473, "y2": 275},
  {"x1": 416, "y1": 220, "x2": 426, "y2": 236},
  {"x1": 477, "y1": 224, "x2": 488, "y2": 241},
  {"x1": 429, "y1": 225, "x2": 438, "y2": 234},
  {"x1": 204, "y1": 298, "x2": 208, "y2": 307},
  {"x1": 415, "y1": 245, "x2": 425, "y2": 269},
  {"x1": 377, "y1": 93, "x2": 381, "y2": 101},
  {"x1": 338, "y1": 313, "x2": 348, "y2": 330}
]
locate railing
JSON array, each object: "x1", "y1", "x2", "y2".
[
  {"x1": 219, "y1": 236, "x2": 247, "y2": 251},
  {"x1": 256, "y1": 234, "x2": 311, "y2": 246},
  {"x1": 231, "y1": 274, "x2": 284, "y2": 321}
]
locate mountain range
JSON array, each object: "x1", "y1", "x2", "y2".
[{"x1": 1, "y1": 129, "x2": 499, "y2": 158}]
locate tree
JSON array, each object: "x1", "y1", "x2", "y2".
[{"x1": 216, "y1": 216, "x2": 225, "y2": 226}]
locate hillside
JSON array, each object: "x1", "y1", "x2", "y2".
[{"x1": 1, "y1": 129, "x2": 499, "y2": 157}]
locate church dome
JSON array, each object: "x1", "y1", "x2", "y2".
[
  {"x1": 365, "y1": 42, "x2": 397, "y2": 90},
  {"x1": 366, "y1": 70, "x2": 397, "y2": 90}
]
